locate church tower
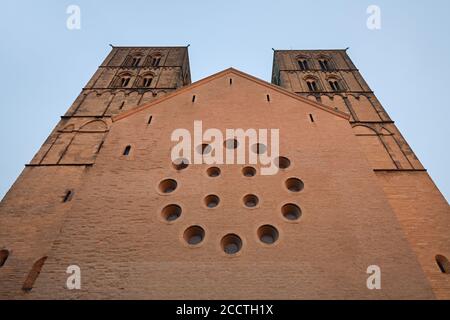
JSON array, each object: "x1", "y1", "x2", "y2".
[
  {"x1": 0, "y1": 46, "x2": 191, "y2": 295},
  {"x1": 272, "y1": 49, "x2": 450, "y2": 298}
]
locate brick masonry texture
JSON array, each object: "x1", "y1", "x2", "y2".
[{"x1": 0, "y1": 47, "x2": 448, "y2": 299}]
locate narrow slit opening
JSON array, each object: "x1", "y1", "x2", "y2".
[
  {"x1": 309, "y1": 114, "x2": 314, "y2": 122},
  {"x1": 63, "y1": 190, "x2": 73, "y2": 203}
]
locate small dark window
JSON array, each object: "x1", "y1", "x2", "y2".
[
  {"x1": 192, "y1": 95, "x2": 196, "y2": 102},
  {"x1": 309, "y1": 114, "x2": 315, "y2": 122},
  {"x1": 142, "y1": 76, "x2": 153, "y2": 87},
  {"x1": 0, "y1": 249, "x2": 9, "y2": 267},
  {"x1": 319, "y1": 59, "x2": 331, "y2": 71},
  {"x1": 63, "y1": 190, "x2": 73, "y2": 203},
  {"x1": 123, "y1": 145, "x2": 131, "y2": 156},
  {"x1": 120, "y1": 76, "x2": 130, "y2": 87},
  {"x1": 131, "y1": 57, "x2": 141, "y2": 67},
  {"x1": 298, "y1": 59, "x2": 309, "y2": 71},
  {"x1": 147, "y1": 115, "x2": 153, "y2": 125},
  {"x1": 229, "y1": 78, "x2": 233, "y2": 85},
  {"x1": 22, "y1": 256, "x2": 47, "y2": 292},
  {"x1": 266, "y1": 94, "x2": 270, "y2": 102},
  {"x1": 307, "y1": 81, "x2": 318, "y2": 92},
  {"x1": 329, "y1": 80, "x2": 341, "y2": 92},
  {"x1": 152, "y1": 57, "x2": 161, "y2": 67}
]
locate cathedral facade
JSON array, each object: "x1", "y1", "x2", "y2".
[{"x1": 0, "y1": 46, "x2": 448, "y2": 299}]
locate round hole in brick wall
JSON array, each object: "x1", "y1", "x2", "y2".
[
  {"x1": 0, "y1": 249, "x2": 9, "y2": 268},
  {"x1": 221, "y1": 234, "x2": 243, "y2": 255},
  {"x1": 224, "y1": 139, "x2": 239, "y2": 149},
  {"x1": 207, "y1": 167, "x2": 221, "y2": 177},
  {"x1": 196, "y1": 143, "x2": 212, "y2": 155},
  {"x1": 243, "y1": 194, "x2": 259, "y2": 208},
  {"x1": 242, "y1": 166, "x2": 256, "y2": 177},
  {"x1": 275, "y1": 156, "x2": 291, "y2": 169},
  {"x1": 285, "y1": 178, "x2": 304, "y2": 192},
  {"x1": 435, "y1": 254, "x2": 450, "y2": 274},
  {"x1": 282, "y1": 203, "x2": 302, "y2": 221},
  {"x1": 172, "y1": 158, "x2": 189, "y2": 170},
  {"x1": 158, "y1": 179, "x2": 178, "y2": 194},
  {"x1": 251, "y1": 143, "x2": 267, "y2": 154},
  {"x1": 161, "y1": 204, "x2": 182, "y2": 222},
  {"x1": 258, "y1": 225, "x2": 279, "y2": 245},
  {"x1": 204, "y1": 194, "x2": 220, "y2": 208},
  {"x1": 183, "y1": 226, "x2": 205, "y2": 245}
]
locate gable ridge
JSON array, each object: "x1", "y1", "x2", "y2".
[{"x1": 112, "y1": 68, "x2": 350, "y2": 122}]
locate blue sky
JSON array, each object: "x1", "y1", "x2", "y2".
[{"x1": 0, "y1": 0, "x2": 449, "y2": 201}]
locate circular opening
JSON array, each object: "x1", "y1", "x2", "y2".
[
  {"x1": 242, "y1": 166, "x2": 256, "y2": 177},
  {"x1": 243, "y1": 194, "x2": 259, "y2": 208},
  {"x1": 221, "y1": 234, "x2": 243, "y2": 255},
  {"x1": 282, "y1": 203, "x2": 302, "y2": 221},
  {"x1": 251, "y1": 143, "x2": 267, "y2": 154},
  {"x1": 207, "y1": 167, "x2": 221, "y2": 177},
  {"x1": 172, "y1": 158, "x2": 189, "y2": 170},
  {"x1": 183, "y1": 226, "x2": 205, "y2": 245},
  {"x1": 275, "y1": 156, "x2": 291, "y2": 169},
  {"x1": 158, "y1": 179, "x2": 177, "y2": 194},
  {"x1": 196, "y1": 143, "x2": 212, "y2": 155},
  {"x1": 224, "y1": 139, "x2": 239, "y2": 149},
  {"x1": 285, "y1": 177, "x2": 304, "y2": 192},
  {"x1": 204, "y1": 194, "x2": 220, "y2": 208},
  {"x1": 257, "y1": 225, "x2": 279, "y2": 244},
  {"x1": 161, "y1": 204, "x2": 182, "y2": 222}
]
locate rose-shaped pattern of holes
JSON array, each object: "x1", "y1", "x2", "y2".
[
  {"x1": 158, "y1": 179, "x2": 177, "y2": 194},
  {"x1": 204, "y1": 194, "x2": 220, "y2": 208},
  {"x1": 281, "y1": 203, "x2": 302, "y2": 221},
  {"x1": 242, "y1": 166, "x2": 256, "y2": 177},
  {"x1": 221, "y1": 234, "x2": 243, "y2": 255},
  {"x1": 285, "y1": 177, "x2": 304, "y2": 192},
  {"x1": 172, "y1": 158, "x2": 189, "y2": 170},
  {"x1": 161, "y1": 204, "x2": 182, "y2": 222},
  {"x1": 258, "y1": 225, "x2": 279, "y2": 244},
  {"x1": 275, "y1": 156, "x2": 291, "y2": 169},
  {"x1": 207, "y1": 167, "x2": 221, "y2": 177},
  {"x1": 183, "y1": 226, "x2": 205, "y2": 245},
  {"x1": 243, "y1": 194, "x2": 259, "y2": 208}
]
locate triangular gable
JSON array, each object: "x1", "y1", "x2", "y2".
[{"x1": 112, "y1": 68, "x2": 350, "y2": 122}]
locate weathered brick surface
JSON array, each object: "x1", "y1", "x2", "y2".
[
  {"x1": 0, "y1": 48, "x2": 448, "y2": 299},
  {"x1": 0, "y1": 69, "x2": 436, "y2": 299}
]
